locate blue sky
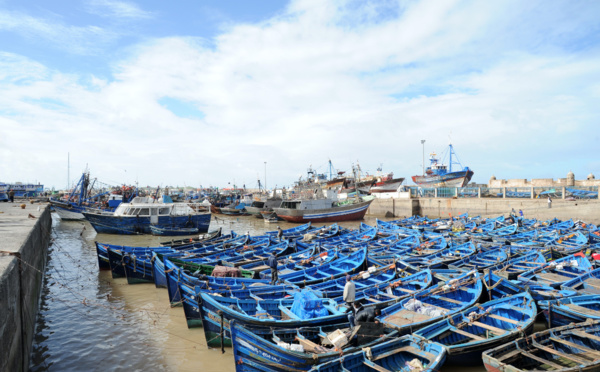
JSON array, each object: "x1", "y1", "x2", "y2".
[{"x1": 1, "y1": 0, "x2": 599, "y2": 190}]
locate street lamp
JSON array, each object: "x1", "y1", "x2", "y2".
[
  {"x1": 421, "y1": 140, "x2": 426, "y2": 175},
  {"x1": 264, "y1": 161, "x2": 267, "y2": 194}
]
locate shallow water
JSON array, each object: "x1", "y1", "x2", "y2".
[{"x1": 29, "y1": 213, "x2": 498, "y2": 371}]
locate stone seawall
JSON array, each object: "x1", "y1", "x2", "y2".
[
  {"x1": 367, "y1": 197, "x2": 600, "y2": 224},
  {"x1": 0, "y1": 203, "x2": 52, "y2": 372}
]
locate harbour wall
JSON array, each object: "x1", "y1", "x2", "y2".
[
  {"x1": 0, "y1": 202, "x2": 52, "y2": 372},
  {"x1": 367, "y1": 197, "x2": 600, "y2": 224}
]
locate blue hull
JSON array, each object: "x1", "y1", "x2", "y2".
[{"x1": 83, "y1": 213, "x2": 211, "y2": 235}]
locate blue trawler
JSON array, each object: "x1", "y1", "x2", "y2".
[
  {"x1": 412, "y1": 143, "x2": 474, "y2": 187},
  {"x1": 82, "y1": 196, "x2": 211, "y2": 235}
]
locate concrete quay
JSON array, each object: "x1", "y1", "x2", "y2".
[
  {"x1": 0, "y1": 201, "x2": 52, "y2": 372},
  {"x1": 367, "y1": 197, "x2": 600, "y2": 224}
]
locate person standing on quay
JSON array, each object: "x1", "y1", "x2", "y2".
[
  {"x1": 548, "y1": 196, "x2": 552, "y2": 209},
  {"x1": 344, "y1": 275, "x2": 356, "y2": 327},
  {"x1": 277, "y1": 226, "x2": 283, "y2": 241},
  {"x1": 8, "y1": 189, "x2": 15, "y2": 203},
  {"x1": 519, "y1": 209, "x2": 524, "y2": 217}
]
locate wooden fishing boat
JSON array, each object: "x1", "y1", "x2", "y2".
[
  {"x1": 332, "y1": 269, "x2": 433, "y2": 310},
  {"x1": 378, "y1": 271, "x2": 482, "y2": 335},
  {"x1": 483, "y1": 271, "x2": 577, "y2": 304},
  {"x1": 230, "y1": 319, "x2": 399, "y2": 372},
  {"x1": 179, "y1": 282, "x2": 300, "y2": 328},
  {"x1": 158, "y1": 227, "x2": 223, "y2": 247},
  {"x1": 307, "y1": 264, "x2": 398, "y2": 298},
  {"x1": 518, "y1": 253, "x2": 593, "y2": 288},
  {"x1": 539, "y1": 295, "x2": 600, "y2": 328},
  {"x1": 482, "y1": 319, "x2": 600, "y2": 372},
  {"x1": 403, "y1": 242, "x2": 477, "y2": 269},
  {"x1": 546, "y1": 230, "x2": 589, "y2": 257},
  {"x1": 149, "y1": 225, "x2": 200, "y2": 236},
  {"x1": 260, "y1": 248, "x2": 367, "y2": 286},
  {"x1": 198, "y1": 290, "x2": 348, "y2": 347},
  {"x1": 310, "y1": 334, "x2": 447, "y2": 372},
  {"x1": 448, "y1": 246, "x2": 509, "y2": 272},
  {"x1": 485, "y1": 251, "x2": 547, "y2": 280},
  {"x1": 415, "y1": 293, "x2": 537, "y2": 365},
  {"x1": 561, "y1": 267, "x2": 600, "y2": 294}
]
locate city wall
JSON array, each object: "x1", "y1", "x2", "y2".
[{"x1": 367, "y1": 197, "x2": 600, "y2": 224}]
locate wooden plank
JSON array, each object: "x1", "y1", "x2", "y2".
[
  {"x1": 532, "y1": 341, "x2": 592, "y2": 364},
  {"x1": 537, "y1": 272, "x2": 571, "y2": 283},
  {"x1": 393, "y1": 287, "x2": 415, "y2": 294},
  {"x1": 436, "y1": 295, "x2": 463, "y2": 305},
  {"x1": 384, "y1": 309, "x2": 431, "y2": 327},
  {"x1": 470, "y1": 321, "x2": 508, "y2": 335},
  {"x1": 278, "y1": 306, "x2": 301, "y2": 320},
  {"x1": 451, "y1": 327, "x2": 486, "y2": 341},
  {"x1": 487, "y1": 313, "x2": 521, "y2": 325},
  {"x1": 372, "y1": 345, "x2": 436, "y2": 362},
  {"x1": 549, "y1": 336, "x2": 600, "y2": 357},
  {"x1": 520, "y1": 350, "x2": 565, "y2": 369},
  {"x1": 295, "y1": 336, "x2": 332, "y2": 354},
  {"x1": 565, "y1": 303, "x2": 600, "y2": 317},
  {"x1": 571, "y1": 329, "x2": 600, "y2": 343},
  {"x1": 364, "y1": 359, "x2": 393, "y2": 372}
]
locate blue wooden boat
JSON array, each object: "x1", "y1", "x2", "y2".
[
  {"x1": 518, "y1": 253, "x2": 593, "y2": 288},
  {"x1": 307, "y1": 264, "x2": 397, "y2": 298},
  {"x1": 230, "y1": 319, "x2": 400, "y2": 372},
  {"x1": 415, "y1": 293, "x2": 537, "y2": 365},
  {"x1": 485, "y1": 251, "x2": 547, "y2": 280},
  {"x1": 561, "y1": 267, "x2": 600, "y2": 295},
  {"x1": 483, "y1": 319, "x2": 600, "y2": 372},
  {"x1": 448, "y1": 246, "x2": 508, "y2": 272},
  {"x1": 149, "y1": 225, "x2": 200, "y2": 236},
  {"x1": 158, "y1": 227, "x2": 224, "y2": 247},
  {"x1": 403, "y1": 242, "x2": 477, "y2": 269},
  {"x1": 83, "y1": 196, "x2": 211, "y2": 235},
  {"x1": 332, "y1": 269, "x2": 433, "y2": 310},
  {"x1": 198, "y1": 290, "x2": 348, "y2": 347},
  {"x1": 469, "y1": 223, "x2": 517, "y2": 242},
  {"x1": 546, "y1": 230, "x2": 589, "y2": 257},
  {"x1": 264, "y1": 222, "x2": 312, "y2": 240},
  {"x1": 483, "y1": 270, "x2": 577, "y2": 304},
  {"x1": 261, "y1": 248, "x2": 367, "y2": 286},
  {"x1": 378, "y1": 271, "x2": 482, "y2": 335},
  {"x1": 310, "y1": 335, "x2": 447, "y2": 372},
  {"x1": 539, "y1": 295, "x2": 600, "y2": 328},
  {"x1": 179, "y1": 282, "x2": 300, "y2": 328}
]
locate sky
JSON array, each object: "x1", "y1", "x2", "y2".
[{"x1": 1, "y1": 0, "x2": 599, "y2": 191}]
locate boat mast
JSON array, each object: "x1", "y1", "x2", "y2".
[{"x1": 449, "y1": 143, "x2": 453, "y2": 173}]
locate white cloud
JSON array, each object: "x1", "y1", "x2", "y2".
[
  {"x1": 1, "y1": 0, "x2": 599, "y2": 189},
  {"x1": 0, "y1": 10, "x2": 116, "y2": 55},
  {"x1": 86, "y1": 0, "x2": 153, "y2": 19}
]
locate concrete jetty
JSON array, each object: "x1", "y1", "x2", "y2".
[{"x1": 0, "y1": 201, "x2": 52, "y2": 372}]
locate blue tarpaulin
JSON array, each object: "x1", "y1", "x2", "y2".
[{"x1": 290, "y1": 289, "x2": 329, "y2": 319}]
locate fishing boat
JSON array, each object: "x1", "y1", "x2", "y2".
[
  {"x1": 273, "y1": 195, "x2": 375, "y2": 223},
  {"x1": 198, "y1": 290, "x2": 349, "y2": 347},
  {"x1": 415, "y1": 293, "x2": 537, "y2": 365},
  {"x1": 49, "y1": 172, "x2": 118, "y2": 220},
  {"x1": 517, "y1": 253, "x2": 593, "y2": 288},
  {"x1": 260, "y1": 248, "x2": 367, "y2": 286},
  {"x1": 482, "y1": 319, "x2": 600, "y2": 372},
  {"x1": 486, "y1": 251, "x2": 547, "y2": 280},
  {"x1": 378, "y1": 271, "x2": 482, "y2": 335},
  {"x1": 482, "y1": 270, "x2": 577, "y2": 304},
  {"x1": 158, "y1": 227, "x2": 223, "y2": 247},
  {"x1": 539, "y1": 295, "x2": 600, "y2": 328},
  {"x1": 448, "y1": 246, "x2": 509, "y2": 272},
  {"x1": 411, "y1": 143, "x2": 474, "y2": 187},
  {"x1": 369, "y1": 172, "x2": 405, "y2": 194},
  {"x1": 561, "y1": 267, "x2": 600, "y2": 295},
  {"x1": 149, "y1": 225, "x2": 200, "y2": 236},
  {"x1": 309, "y1": 335, "x2": 447, "y2": 372},
  {"x1": 83, "y1": 196, "x2": 211, "y2": 235},
  {"x1": 229, "y1": 320, "x2": 400, "y2": 372}
]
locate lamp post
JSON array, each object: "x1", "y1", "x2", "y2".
[
  {"x1": 421, "y1": 140, "x2": 426, "y2": 175},
  {"x1": 264, "y1": 162, "x2": 267, "y2": 194}
]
